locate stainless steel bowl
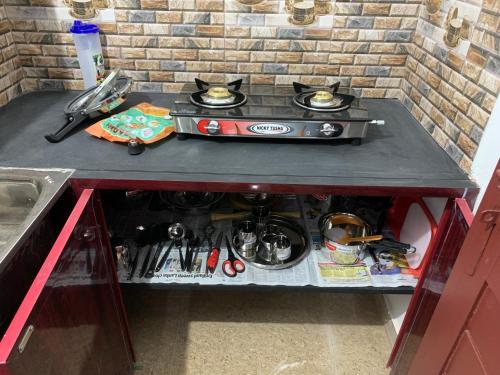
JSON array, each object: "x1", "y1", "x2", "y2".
[
  {"x1": 238, "y1": 220, "x2": 257, "y2": 243},
  {"x1": 258, "y1": 233, "x2": 275, "y2": 262},
  {"x1": 273, "y1": 234, "x2": 292, "y2": 262},
  {"x1": 235, "y1": 220, "x2": 258, "y2": 259}
]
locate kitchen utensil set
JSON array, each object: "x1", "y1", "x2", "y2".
[{"x1": 116, "y1": 192, "x2": 417, "y2": 280}]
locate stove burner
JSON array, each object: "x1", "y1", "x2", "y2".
[
  {"x1": 202, "y1": 87, "x2": 235, "y2": 105},
  {"x1": 310, "y1": 90, "x2": 343, "y2": 108},
  {"x1": 293, "y1": 82, "x2": 354, "y2": 112},
  {"x1": 207, "y1": 87, "x2": 232, "y2": 98},
  {"x1": 190, "y1": 78, "x2": 247, "y2": 109}
]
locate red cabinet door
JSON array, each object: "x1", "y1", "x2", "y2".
[
  {"x1": 389, "y1": 196, "x2": 473, "y2": 374},
  {"x1": 0, "y1": 189, "x2": 133, "y2": 375},
  {"x1": 408, "y1": 166, "x2": 500, "y2": 374}
]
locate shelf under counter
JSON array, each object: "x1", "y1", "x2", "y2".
[{"x1": 109, "y1": 193, "x2": 420, "y2": 295}]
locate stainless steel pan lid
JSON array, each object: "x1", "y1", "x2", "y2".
[
  {"x1": 45, "y1": 71, "x2": 132, "y2": 143},
  {"x1": 88, "y1": 68, "x2": 121, "y2": 106},
  {"x1": 64, "y1": 75, "x2": 132, "y2": 115}
]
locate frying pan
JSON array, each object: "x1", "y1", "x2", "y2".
[{"x1": 158, "y1": 191, "x2": 225, "y2": 215}]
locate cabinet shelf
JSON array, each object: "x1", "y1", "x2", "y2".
[{"x1": 107, "y1": 192, "x2": 422, "y2": 294}]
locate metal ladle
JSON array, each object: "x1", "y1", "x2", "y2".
[{"x1": 168, "y1": 223, "x2": 186, "y2": 270}]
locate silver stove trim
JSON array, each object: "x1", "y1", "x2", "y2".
[{"x1": 175, "y1": 117, "x2": 370, "y2": 140}]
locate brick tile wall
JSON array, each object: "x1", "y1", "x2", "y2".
[
  {"x1": 4, "y1": 0, "x2": 419, "y2": 96},
  {"x1": 0, "y1": 0, "x2": 23, "y2": 106},
  {"x1": 402, "y1": 0, "x2": 499, "y2": 172}
]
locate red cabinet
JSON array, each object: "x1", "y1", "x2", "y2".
[
  {"x1": 0, "y1": 190, "x2": 133, "y2": 375},
  {"x1": 389, "y1": 198, "x2": 472, "y2": 374},
  {"x1": 407, "y1": 167, "x2": 500, "y2": 374},
  {"x1": 0, "y1": 176, "x2": 490, "y2": 374}
]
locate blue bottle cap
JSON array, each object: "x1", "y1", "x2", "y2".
[{"x1": 69, "y1": 20, "x2": 100, "y2": 34}]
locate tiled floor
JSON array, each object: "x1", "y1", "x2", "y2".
[{"x1": 123, "y1": 288, "x2": 392, "y2": 375}]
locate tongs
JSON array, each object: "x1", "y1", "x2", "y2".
[{"x1": 368, "y1": 239, "x2": 416, "y2": 254}]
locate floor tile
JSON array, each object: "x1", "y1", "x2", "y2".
[{"x1": 123, "y1": 288, "x2": 392, "y2": 375}]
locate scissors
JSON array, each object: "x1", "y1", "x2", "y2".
[{"x1": 222, "y1": 235, "x2": 245, "y2": 277}]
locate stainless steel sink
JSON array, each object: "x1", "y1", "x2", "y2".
[
  {"x1": 0, "y1": 168, "x2": 73, "y2": 271},
  {"x1": 0, "y1": 180, "x2": 41, "y2": 224}
]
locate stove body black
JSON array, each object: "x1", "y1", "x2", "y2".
[{"x1": 171, "y1": 84, "x2": 383, "y2": 145}]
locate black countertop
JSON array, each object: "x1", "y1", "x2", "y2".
[{"x1": 0, "y1": 91, "x2": 475, "y2": 192}]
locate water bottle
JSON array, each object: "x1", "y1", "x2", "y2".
[{"x1": 70, "y1": 20, "x2": 105, "y2": 88}]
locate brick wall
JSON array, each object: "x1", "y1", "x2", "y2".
[
  {"x1": 0, "y1": 0, "x2": 23, "y2": 106},
  {"x1": 0, "y1": 0, "x2": 499, "y2": 173},
  {"x1": 6, "y1": 0, "x2": 419, "y2": 96},
  {"x1": 402, "y1": 0, "x2": 499, "y2": 172}
]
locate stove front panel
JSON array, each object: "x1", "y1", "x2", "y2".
[{"x1": 175, "y1": 117, "x2": 369, "y2": 139}]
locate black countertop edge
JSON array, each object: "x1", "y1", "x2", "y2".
[{"x1": 71, "y1": 171, "x2": 476, "y2": 191}]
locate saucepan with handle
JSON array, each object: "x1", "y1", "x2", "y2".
[{"x1": 319, "y1": 212, "x2": 372, "y2": 265}]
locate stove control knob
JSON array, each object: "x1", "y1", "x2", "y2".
[
  {"x1": 320, "y1": 123, "x2": 343, "y2": 137},
  {"x1": 205, "y1": 120, "x2": 220, "y2": 135}
]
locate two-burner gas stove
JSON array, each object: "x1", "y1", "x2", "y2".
[{"x1": 171, "y1": 79, "x2": 384, "y2": 145}]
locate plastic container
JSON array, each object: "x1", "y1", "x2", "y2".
[{"x1": 70, "y1": 21, "x2": 104, "y2": 88}]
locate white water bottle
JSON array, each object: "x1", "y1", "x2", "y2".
[{"x1": 70, "y1": 20, "x2": 105, "y2": 88}]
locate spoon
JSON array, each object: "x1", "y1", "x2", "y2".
[{"x1": 336, "y1": 235, "x2": 383, "y2": 245}]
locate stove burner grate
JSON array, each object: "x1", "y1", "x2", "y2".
[
  {"x1": 292, "y1": 81, "x2": 354, "y2": 112},
  {"x1": 190, "y1": 78, "x2": 247, "y2": 109}
]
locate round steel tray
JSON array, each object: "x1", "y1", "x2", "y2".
[{"x1": 233, "y1": 215, "x2": 309, "y2": 270}]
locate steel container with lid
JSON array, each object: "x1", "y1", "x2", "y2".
[{"x1": 319, "y1": 212, "x2": 371, "y2": 265}]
